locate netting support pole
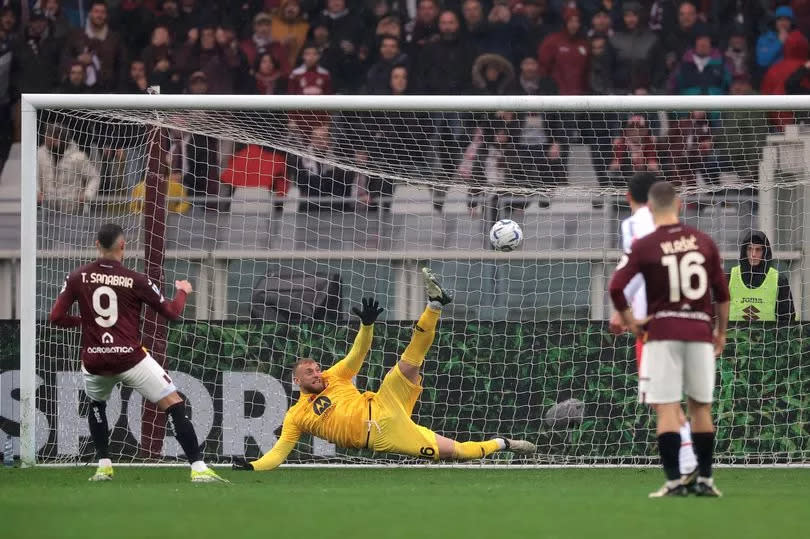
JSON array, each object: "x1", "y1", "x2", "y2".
[
  {"x1": 140, "y1": 127, "x2": 169, "y2": 458},
  {"x1": 19, "y1": 97, "x2": 37, "y2": 466}
]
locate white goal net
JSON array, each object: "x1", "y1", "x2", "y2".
[{"x1": 11, "y1": 94, "x2": 810, "y2": 466}]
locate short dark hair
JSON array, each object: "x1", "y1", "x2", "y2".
[
  {"x1": 627, "y1": 172, "x2": 659, "y2": 204},
  {"x1": 88, "y1": 0, "x2": 108, "y2": 10},
  {"x1": 293, "y1": 358, "x2": 317, "y2": 376},
  {"x1": 97, "y1": 223, "x2": 124, "y2": 249},
  {"x1": 648, "y1": 180, "x2": 677, "y2": 211}
]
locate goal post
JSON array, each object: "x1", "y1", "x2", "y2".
[{"x1": 16, "y1": 93, "x2": 810, "y2": 467}]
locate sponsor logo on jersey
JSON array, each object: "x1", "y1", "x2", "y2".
[
  {"x1": 86, "y1": 346, "x2": 135, "y2": 354},
  {"x1": 312, "y1": 395, "x2": 332, "y2": 416},
  {"x1": 101, "y1": 332, "x2": 114, "y2": 344}
]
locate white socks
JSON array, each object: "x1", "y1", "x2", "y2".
[
  {"x1": 679, "y1": 421, "x2": 698, "y2": 475},
  {"x1": 190, "y1": 460, "x2": 208, "y2": 473},
  {"x1": 494, "y1": 438, "x2": 507, "y2": 450},
  {"x1": 98, "y1": 458, "x2": 112, "y2": 468}
]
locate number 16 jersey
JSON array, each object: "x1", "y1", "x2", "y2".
[
  {"x1": 50, "y1": 259, "x2": 187, "y2": 375},
  {"x1": 609, "y1": 223, "x2": 729, "y2": 342}
]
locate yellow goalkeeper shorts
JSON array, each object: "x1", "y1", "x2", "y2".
[{"x1": 368, "y1": 365, "x2": 440, "y2": 461}]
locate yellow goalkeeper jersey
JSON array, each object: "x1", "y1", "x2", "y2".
[{"x1": 251, "y1": 325, "x2": 374, "y2": 471}]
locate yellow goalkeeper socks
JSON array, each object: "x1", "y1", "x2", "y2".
[
  {"x1": 401, "y1": 306, "x2": 440, "y2": 368},
  {"x1": 453, "y1": 439, "x2": 503, "y2": 460}
]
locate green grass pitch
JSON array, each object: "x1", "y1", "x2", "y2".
[{"x1": 2, "y1": 468, "x2": 808, "y2": 539}]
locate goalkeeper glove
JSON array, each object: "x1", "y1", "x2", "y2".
[
  {"x1": 232, "y1": 457, "x2": 254, "y2": 471},
  {"x1": 351, "y1": 297, "x2": 384, "y2": 325}
]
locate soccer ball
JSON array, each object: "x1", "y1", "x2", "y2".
[{"x1": 489, "y1": 219, "x2": 523, "y2": 251}]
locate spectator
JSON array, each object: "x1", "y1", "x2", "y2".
[
  {"x1": 415, "y1": 10, "x2": 476, "y2": 93},
  {"x1": 756, "y1": 6, "x2": 795, "y2": 70},
  {"x1": 761, "y1": 30, "x2": 809, "y2": 127},
  {"x1": 120, "y1": 58, "x2": 149, "y2": 92},
  {"x1": 288, "y1": 42, "x2": 333, "y2": 94},
  {"x1": 220, "y1": 144, "x2": 288, "y2": 214},
  {"x1": 253, "y1": 51, "x2": 286, "y2": 94},
  {"x1": 154, "y1": 0, "x2": 185, "y2": 41},
  {"x1": 728, "y1": 230, "x2": 796, "y2": 323},
  {"x1": 462, "y1": 0, "x2": 486, "y2": 41},
  {"x1": 42, "y1": 0, "x2": 73, "y2": 43},
  {"x1": 792, "y1": 0, "x2": 810, "y2": 39},
  {"x1": 587, "y1": 8, "x2": 613, "y2": 39},
  {"x1": 479, "y1": 3, "x2": 527, "y2": 64},
  {"x1": 174, "y1": 0, "x2": 212, "y2": 43},
  {"x1": 725, "y1": 26, "x2": 754, "y2": 84},
  {"x1": 711, "y1": 0, "x2": 767, "y2": 48},
  {"x1": 611, "y1": 1, "x2": 664, "y2": 93},
  {"x1": 13, "y1": 10, "x2": 60, "y2": 93},
  {"x1": 375, "y1": 15, "x2": 403, "y2": 42},
  {"x1": 515, "y1": 55, "x2": 558, "y2": 95},
  {"x1": 648, "y1": 0, "x2": 679, "y2": 34},
  {"x1": 472, "y1": 53, "x2": 515, "y2": 95},
  {"x1": 292, "y1": 124, "x2": 356, "y2": 213},
  {"x1": 308, "y1": 21, "x2": 366, "y2": 93},
  {"x1": 359, "y1": 65, "x2": 422, "y2": 212},
  {"x1": 0, "y1": 11, "x2": 13, "y2": 178},
  {"x1": 786, "y1": 58, "x2": 810, "y2": 94},
  {"x1": 609, "y1": 114, "x2": 659, "y2": 179},
  {"x1": 142, "y1": 25, "x2": 172, "y2": 74},
  {"x1": 515, "y1": 0, "x2": 558, "y2": 57},
  {"x1": 131, "y1": 172, "x2": 191, "y2": 215},
  {"x1": 537, "y1": 6, "x2": 589, "y2": 95},
  {"x1": 177, "y1": 24, "x2": 242, "y2": 94},
  {"x1": 0, "y1": 7, "x2": 16, "y2": 40},
  {"x1": 58, "y1": 61, "x2": 96, "y2": 93},
  {"x1": 181, "y1": 71, "x2": 223, "y2": 207},
  {"x1": 365, "y1": 35, "x2": 407, "y2": 93},
  {"x1": 270, "y1": 0, "x2": 309, "y2": 67},
  {"x1": 61, "y1": 0, "x2": 126, "y2": 92},
  {"x1": 589, "y1": 33, "x2": 615, "y2": 95},
  {"x1": 665, "y1": 110, "x2": 722, "y2": 185},
  {"x1": 716, "y1": 78, "x2": 768, "y2": 181},
  {"x1": 405, "y1": 0, "x2": 440, "y2": 51},
  {"x1": 669, "y1": 28, "x2": 732, "y2": 95},
  {"x1": 316, "y1": 0, "x2": 367, "y2": 54},
  {"x1": 660, "y1": 0, "x2": 699, "y2": 76},
  {"x1": 37, "y1": 122, "x2": 101, "y2": 214},
  {"x1": 240, "y1": 12, "x2": 291, "y2": 76},
  {"x1": 110, "y1": 0, "x2": 155, "y2": 55}
]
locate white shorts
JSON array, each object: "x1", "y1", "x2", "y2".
[
  {"x1": 83, "y1": 354, "x2": 177, "y2": 404},
  {"x1": 639, "y1": 340, "x2": 715, "y2": 404}
]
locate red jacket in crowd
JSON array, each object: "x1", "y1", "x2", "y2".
[{"x1": 537, "y1": 29, "x2": 589, "y2": 95}]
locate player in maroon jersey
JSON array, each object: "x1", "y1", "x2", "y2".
[
  {"x1": 49, "y1": 223, "x2": 227, "y2": 483},
  {"x1": 609, "y1": 182, "x2": 729, "y2": 498}
]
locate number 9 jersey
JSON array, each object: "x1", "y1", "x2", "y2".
[
  {"x1": 609, "y1": 223, "x2": 730, "y2": 343},
  {"x1": 49, "y1": 259, "x2": 188, "y2": 375}
]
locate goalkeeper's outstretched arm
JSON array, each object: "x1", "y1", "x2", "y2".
[
  {"x1": 237, "y1": 414, "x2": 302, "y2": 471},
  {"x1": 324, "y1": 298, "x2": 383, "y2": 380}
]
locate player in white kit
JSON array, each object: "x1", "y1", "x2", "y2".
[{"x1": 610, "y1": 173, "x2": 698, "y2": 484}]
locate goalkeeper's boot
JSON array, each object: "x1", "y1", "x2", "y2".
[
  {"x1": 191, "y1": 467, "x2": 230, "y2": 483},
  {"x1": 422, "y1": 267, "x2": 453, "y2": 305},
  {"x1": 88, "y1": 465, "x2": 114, "y2": 482},
  {"x1": 681, "y1": 467, "x2": 699, "y2": 493},
  {"x1": 503, "y1": 438, "x2": 536, "y2": 455},
  {"x1": 648, "y1": 481, "x2": 689, "y2": 498},
  {"x1": 693, "y1": 477, "x2": 722, "y2": 497}
]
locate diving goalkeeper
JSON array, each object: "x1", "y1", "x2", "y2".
[{"x1": 233, "y1": 268, "x2": 535, "y2": 471}]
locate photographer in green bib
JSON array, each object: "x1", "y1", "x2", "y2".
[{"x1": 728, "y1": 230, "x2": 796, "y2": 323}]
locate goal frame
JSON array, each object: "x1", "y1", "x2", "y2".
[{"x1": 19, "y1": 93, "x2": 810, "y2": 467}]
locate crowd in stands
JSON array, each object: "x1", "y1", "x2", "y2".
[{"x1": 6, "y1": 0, "x2": 808, "y2": 218}]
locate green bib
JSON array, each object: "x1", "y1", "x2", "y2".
[{"x1": 729, "y1": 265, "x2": 779, "y2": 321}]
